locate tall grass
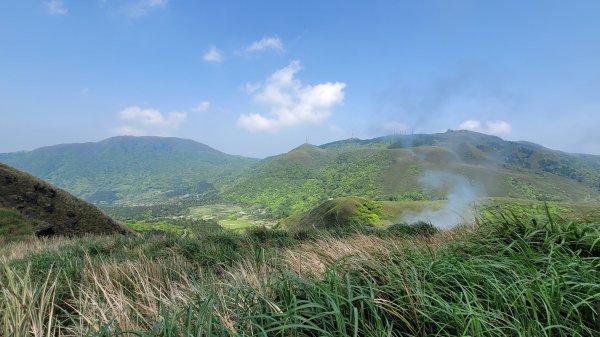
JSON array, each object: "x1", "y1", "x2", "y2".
[
  {"x1": 1, "y1": 216, "x2": 599, "y2": 336},
  {"x1": 1, "y1": 262, "x2": 59, "y2": 337}
]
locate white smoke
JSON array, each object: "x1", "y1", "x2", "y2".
[{"x1": 401, "y1": 171, "x2": 480, "y2": 228}]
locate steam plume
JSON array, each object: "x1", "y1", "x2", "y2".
[{"x1": 401, "y1": 171, "x2": 480, "y2": 228}]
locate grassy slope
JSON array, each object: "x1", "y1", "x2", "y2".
[
  {"x1": 225, "y1": 130, "x2": 600, "y2": 217},
  {"x1": 283, "y1": 196, "x2": 599, "y2": 232},
  {"x1": 0, "y1": 208, "x2": 37, "y2": 240},
  {"x1": 282, "y1": 196, "x2": 386, "y2": 230},
  {"x1": 1, "y1": 213, "x2": 598, "y2": 336},
  {"x1": 0, "y1": 163, "x2": 132, "y2": 238},
  {"x1": 0, "y1": 136, "x2": 257, "y2": 205}
]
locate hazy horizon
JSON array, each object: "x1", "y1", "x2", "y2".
[
  {"x1": 1, "y1": 129, "x2": 594, "y2": 160},
  {"x1": 2, "y1": 1, "x2": 600, "y2": 157}
]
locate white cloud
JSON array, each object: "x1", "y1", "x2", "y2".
[
  {"x1": 459, "y1": 120, "x2": 481, "y2": 130},
  {"x1": 485, "y1": 120, "x2": 512, "y2": 134},
  {"x1": 237, "y1": 60, "x2": 346, "y2": 132},
  {"x1": 113, "y1": 106, "x2": 186, "y2": 136},
  {"x1": 192, "y1": 101, "x2": 210, "y2": 113},
  {"x1": 203, "y1": 46, "x2": 223, "y2": 63},
  {"x1": 246, "y1": 37, "x2": 284, "y2": 54},
  {"x1": 44, "y1": 0, "x2": 67, "y2": 15},
  {"x1": 458, "y1": 119, "x2": 512, "y2": 135},
  {"x1": 124, "y1": 0, "x2": 168, "y2": 17}
]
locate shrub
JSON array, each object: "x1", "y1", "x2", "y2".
[
  {"x1": 246, "y1": 226, "x2": 293, "y2": 247},
  {"x1": 386, "y1": 221, "x2": 438, "y2": 237}
]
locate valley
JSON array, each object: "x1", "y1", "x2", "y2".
[
  {"x1": 4, "y1": 130, "x2": 596, "y2": 238},
  {"x1": 189, "y1": 204, "x2": 277, "y2": 230},
  {"x1": 2, "y1": 130, "x2": 599, "y2": 226}
]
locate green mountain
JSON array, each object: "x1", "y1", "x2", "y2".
[
  {"x1": 0, "y1": 136, "x2": 257, "y2": 205},
  {"x1": 0, "y1": 163, "x2": 132, "y2": 240},
  {"x1": 224, "y1": 130, "x2": 600, "y2": 217},
  {"x1": 2, "y1": 131, "x2": 599, "y2": 219}
]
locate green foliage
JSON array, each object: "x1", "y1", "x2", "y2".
[
  {"x1": 0, "y1": 163, "x2": 131, "y2": 238},
  {"x1": 246, "y1": 226, "x2": 294, "y2": 247},
  {"x1": 284, "y1": 197, "x2": 386, "y2": 230},
  {"x1": 479, "y1": 199, "x2": 572, "y2": 222},
  {"x1": 128, "y1": 221, "x2": 185, "y2": 235},
  {"x1": 104, "y1": 201, "x2": 203, "y2": 221},
  {"x1": 387, "y1": 191, "x2": 428, "y2": 201},
  {"x1": 1, "y1": 136, "x2": 256, "y2": 205},
  {"x1": 224, "y1": 177, "x2": 323, "y2": 217},
  {"x1": 127, "y1": 217, "x2": 222, "y2": 238},
  {"x1": 0, "y1": 208, "x2": 35, "y2": 240},
  {"x1": 3, "y1": 131, "x2": 600, "y2": 221},
  {"x1": 3, "y1": 213, "x2": 600, "y2": 336},
  {"x1": 388, "y1": 134, "x2": 437, "y2": 148},
  {"x1": 224, "y1": 147, "x2": 394, "y2": 217},
  {"x1": 225, "y1": 130, "x2": 600, "y2": 218},
  {"x1": 350, "y1": 200, "x2": 383, "y2": 224},
  {"x1": 504, "y1": 176, "x2": 565, "y2": 201},
  {"x1": 386, "y1": 221, "x2": 438, "y2": 237},
  {"x1": 290, "y1": 227, "x2": 322, "y2": 241}
]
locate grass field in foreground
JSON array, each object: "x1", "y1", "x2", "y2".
[{"x1": 1, "y1": 209, "x2": 599, "y2": 336}]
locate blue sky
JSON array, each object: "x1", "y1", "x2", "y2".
[{"x1": 1, "y1": 0, "x2": 599, "y2": 157}]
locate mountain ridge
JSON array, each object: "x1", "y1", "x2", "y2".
[
  {"x1": 0, "y1": 136, "x2": 258, "y2": 205},
  {"x1": 224, "y1": 130, "x2": 600, "y2": 216},
  {"x1": 2, "y1": 131, "x2": 599, "y2": 218}
]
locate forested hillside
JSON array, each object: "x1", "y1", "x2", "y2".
[
  {"x1": 224, "y1": 130, "x2": 600, "y2": 216},
  {"x1": 2, "y1": 131, "x2": 599, "y2": 218},
  {"x1": 0, "y1": 136, "x2": 257, "y2": 205}
]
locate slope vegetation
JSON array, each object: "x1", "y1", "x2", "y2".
[
  {"x1": 0, "y1": 136, "x2": 257, "y2": 205},
  {"x1": 0, "y1": 163, "x2": 132, "y2": 239},
  {"x1": 225, "y1": 130, "x2": 600, "y2": 216},
  {"x1": 2, "y1": 132, "x2": 599, "y2": 219},
  {"x1": 1, "y1": 213, "x2": 598, "y2": 336},
  {"x1": 282, "y1": 196, "x2": 385, "y2": 230}
]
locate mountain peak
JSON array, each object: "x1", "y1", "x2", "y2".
[
  {"x1": 0, "y1": 137, "x2": 257, "y2": 205},
  {"x1": 97, "y1": 135, "x2": 221, "y2": 154},
  {"x1": 290, "y1": 143, "x2": 326, "y2": 153}
]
